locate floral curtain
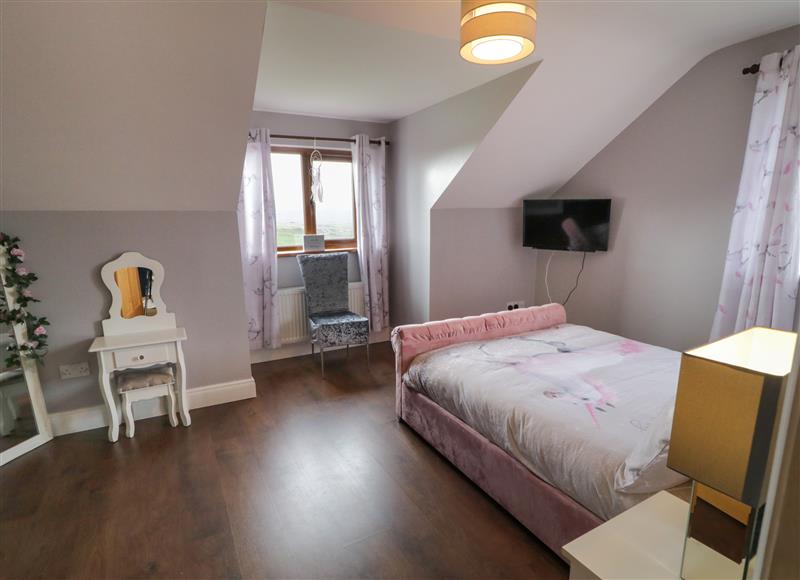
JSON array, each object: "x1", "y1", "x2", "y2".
[
  {"x1": 237, "y1": 129, "x2": 281, "y2": 349},
  {"x1": 711, "y1": 47, "x2": 799, "y2": 340},
  {"x1": 352, "y1": 135, "x2": 390, "y2": 332}
]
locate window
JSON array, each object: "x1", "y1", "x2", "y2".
[{"x1": 271, "y1": 147, "x2": 357, "y2": 253}]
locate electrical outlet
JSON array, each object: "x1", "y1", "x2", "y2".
[
  {"x1": 59, "y1": 362, "x2": 90, "y2": 380},
  {"x1": 505, "y1": 300, "x2": 526, "y2": 311}
]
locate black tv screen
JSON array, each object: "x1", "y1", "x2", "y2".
[{"x1": 523, "y1": 199, "x2": 611, "y2": 251}]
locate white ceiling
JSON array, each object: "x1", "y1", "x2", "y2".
[
  {"x1": 255, "y1": 1, "x2": 536, "y2": 122},
  {"x1": 257, "y1": 1, "x2": 799, "y2": 208},
  {"x1": 282, "y1": 1, "x2": 457, "y2": 40},
  {"x1": 256, "y1": 1, "x2": 798, "y2": 126},
  {"x1": 436, "y1": 1, "x2": 800, "y2": 208}
]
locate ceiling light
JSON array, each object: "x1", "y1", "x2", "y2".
[{"x1": 460, "y1": 1, "x2": 537, "y2": 65}]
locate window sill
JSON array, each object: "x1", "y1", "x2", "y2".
[{"x1": 277, "y1": 247, "x2": 357, "y2": 258}]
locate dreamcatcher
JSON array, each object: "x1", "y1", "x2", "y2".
[{"x1": 310, "y1": 138, "x2": 324, "y2": 203}]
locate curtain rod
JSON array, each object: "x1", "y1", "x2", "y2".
[
  {"x1": 270, "y1": 133, "x2": 390, "y2": 146},
  {"x1": 743, "y1": 55, "x2": 785, "y2": 75}
]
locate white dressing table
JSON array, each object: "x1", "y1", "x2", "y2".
[
  {"x1": 89, "y1": 328, "x2": 190, "y2": 442},
  {"x1": 89, "y1": 252, "x2": 190, "y2": 442}
]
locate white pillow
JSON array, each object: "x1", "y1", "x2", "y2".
[{"x1": 614, "y1": 401, "x2": 689, "y2": 494}]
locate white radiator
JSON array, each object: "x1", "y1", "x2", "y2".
[{"x1": 278, "y1": 282, "x2": 366, "y2": 344}]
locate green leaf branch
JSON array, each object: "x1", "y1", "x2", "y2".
[{"x1": 1, "y1": 232, "x2": 49, "y2": 368}]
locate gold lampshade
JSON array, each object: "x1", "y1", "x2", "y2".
[
  {"x1": 460, "y1": 1, "x2": 537, "y2": 65},
  {"x1": 667, "y1": 327, "x2": 797, "y2": 579},
  {"x1": 668, "y1": 327, "x2": 796, "y2": 505}
]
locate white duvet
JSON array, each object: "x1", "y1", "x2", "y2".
[{"x1": 404, "y1": 323, "x2": 684, "y2": 520}]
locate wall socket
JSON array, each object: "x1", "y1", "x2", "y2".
[
  {"x1": 506, "y1": 300, "x2": 526, "y2": 311},
  {"x1": 59, "y1": 362, "x2": 91, "y2": 380}
]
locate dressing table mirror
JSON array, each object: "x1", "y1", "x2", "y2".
[
  {"x1": 0, "y1": 243, "x2": 53, "y2": 466},
  {"x1": 115, "y1": 266, "x2": 157, "y2": 318},
  {"x1": 89, "y1": 252, "x2": 190, "y2": 442}
]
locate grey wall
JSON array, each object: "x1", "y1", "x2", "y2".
[
  {"x1": 0, "y1": 211, "x2": 250, "y2": 413},
  {"x1": 249, "y1": 110, "x2": 390, "y2": 288},
  {"x1": 2, "y1": 212, "x2": 253, "y2": 413},
  {"x1": 3, "y1": 1, "x2": 265, "y2": 211},
  {"x1": 534, "y1": 26, "x2": 800, "y2": 351},
  {"x1": 429, "y1": 208, "x2": 537, "y2": 320},
  {"x1": 389, "y1": 63, "x2": 536, "y2": 325},
  {"x1": 2, "y1": 3, "x2": 266, "y2": 417}
]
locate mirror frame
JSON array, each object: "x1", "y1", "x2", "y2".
[
  {"x1": 100, "y1": 252, "x2": 175, "y2": 336},
  {"x1": 0, "y1": 249, "x2": 53, "y2": 466}
]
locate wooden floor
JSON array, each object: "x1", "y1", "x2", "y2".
[{"x1": 0, "y1": 343, "x2": 567, "y2": 579}]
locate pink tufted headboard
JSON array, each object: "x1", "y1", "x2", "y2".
[{"x1": 391, "y1": 303, "x2": 567, "y2": 417}]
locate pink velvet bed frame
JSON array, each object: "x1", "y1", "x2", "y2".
[{"x1": 391, "y1": 304, "x2": 603, "y2": 559}]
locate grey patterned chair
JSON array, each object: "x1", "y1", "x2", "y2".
[{"x1": 297, "y1": 252, "x2": 369, "y2": 376}]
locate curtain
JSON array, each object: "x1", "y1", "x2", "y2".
[
  {"x1": 711, "y1": 47, "x2": 800, "y2": 340},
  {"x1": 237, "y1": 129, "x2": 281, "y2": 349},
  {"x1": 352, "y1": 134, "x2": 390, "y2": 332}
]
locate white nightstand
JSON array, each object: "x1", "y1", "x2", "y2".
[{"x1": 562, "y1": 491, "x2": 689, "y2": 580}]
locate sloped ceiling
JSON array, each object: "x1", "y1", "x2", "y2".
[
  {"x1": 254, "y1": 1, "x2": 535, "y2": 122},
  {"x1": 2, "y1": 1, "x2": 266, "y2": 211},
  {"x1": 433, "y1": 2, "x2": 799, "y2": 208}
]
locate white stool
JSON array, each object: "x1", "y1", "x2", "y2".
[{"x1": 115, "y1": 367, "x2": 178, "y2": 438}]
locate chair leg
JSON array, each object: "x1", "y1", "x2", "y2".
[
  {"x1": 320, "y1": 347, "x2": 325, "y2": 378},
  {"x1": 366, "y1": 340, "x2": 370, "y2": 369},
  {"x1": 311, "y1": 341, "x2": 315, "y2": 358},
  {"x1": 122, "y1": 394, "x2": 135, "y2": 438},
  {"x1": 346, "y1": 344, "x2": 349, "y2": 359}
]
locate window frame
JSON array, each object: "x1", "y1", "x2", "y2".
[{"x1": 271, "y1": 146, "x2": 357, "y2": 255}]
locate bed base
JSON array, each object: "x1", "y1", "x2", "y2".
[
  {"x1": 391, "y1": 304, "x2": 603, "y2": 559},
  {"x1": 400, "y1": 384, "x2": 602, "y2": 560}
]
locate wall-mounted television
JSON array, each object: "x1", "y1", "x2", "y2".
[{"x1": 523, "y1": 199, "x2": 611, "y2": 252}]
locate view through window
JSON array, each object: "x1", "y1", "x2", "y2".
[
  {"x1": 272, "y1": 153, "x2": 305, "y2": 248},
  {"x1": 271, "y1": 148, "x2": 356, "y2": 251}
]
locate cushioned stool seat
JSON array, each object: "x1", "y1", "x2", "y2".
[
  {"x1": 114, "y1": 367, "x2": 178, "y2": 438},
  {"x1": 116, "y1": 368, "x2": 174, "y2": 392}
]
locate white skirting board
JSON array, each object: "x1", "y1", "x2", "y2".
[{"x1": 49, "y1": 377, "x2": 256, "y2": 437}]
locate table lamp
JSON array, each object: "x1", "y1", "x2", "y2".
[{"x1": 667, "y1": 327, "x2": 797, "y2": 579}]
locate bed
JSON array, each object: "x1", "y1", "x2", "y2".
[{"x1": 391, "y1": 303, "x2": 688, "y2": 557}]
